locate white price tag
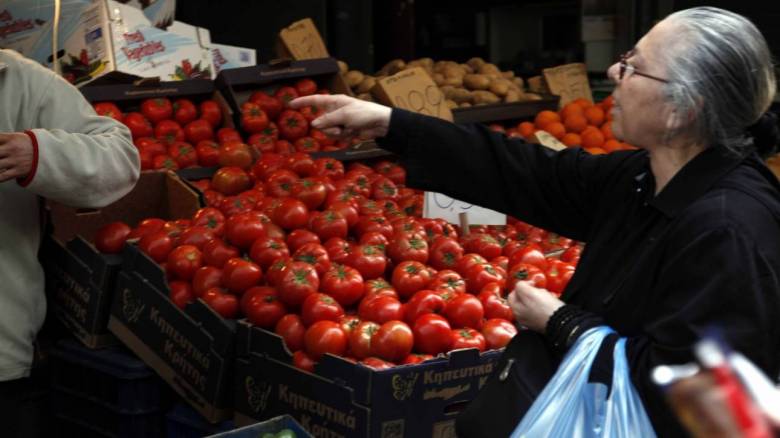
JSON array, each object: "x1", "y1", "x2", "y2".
[{"x1": 423, "y1": 192, "x2": 506, "y2": 225}]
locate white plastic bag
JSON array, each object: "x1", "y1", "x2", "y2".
[{"x1": 511, "y1": 326, "x2": 656, "y2": 438}]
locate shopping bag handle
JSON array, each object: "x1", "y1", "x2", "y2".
[{"x1": 587, "y1": 332, "x2": 620, "y2": 396}]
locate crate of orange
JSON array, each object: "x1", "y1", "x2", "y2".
[{"x1": 452, "y1": 94, "x2": 560, "y2": 124}]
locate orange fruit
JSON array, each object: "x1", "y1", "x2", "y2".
[
  {"x1": 601, "y1": 121, "x2": 614, "y2": 140},
  {"x1": 572, "y1": 98, "x2": 593, "y2": 108},
  {"x1": 560, "y1": 103, "x2": 585, "y2": 120},
  {"x1": 581, "y1": 129, "x2": 605, "y2": 149},
  {"x1": 563, "y1": 114, "x2": 588, "y2": 133},
  {"x1": 584, "y1": 106, "x2": 605, "y2": 126},
  {"x1": 585, "y1": 147, "x2": 607, "y2": 155},
  {"x1": 544, "y1": 122, "x2": 566, "y2": 140},
  {"x1": 601, "y1": 95, "x2": 614, "y2": 108},
  {"x1": 602, "y1": 139, "x2": 622, "y2": 153},
  {"x1": 561, "y1": 133, "x2": 582, "y2": 147},
  {"x1": 534, "y1": 110, "x2": 560, "y2": 129},
  {"x1": 518, "y1": 121, "x2": 536, "y2": 138}
]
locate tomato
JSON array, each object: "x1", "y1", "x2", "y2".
[
  {"x1": 265, "y1": 170, "x2": 299, "y2": 198},
  {"x1": 346, "y1": 245, "x2": 387, "y2": 280},
  {"x1": 304, "y1": 320, "x2": 347, "y2": 360},
  {"x1": 391, "y1": 261, "x2": 433, "y2": 299},
  {"x1": 274, "y1": 86, "x2": 300, "y2": 107},
  {"x1": 390, "y1": 217, "x2": 424, "y2": 237},
  {"x1": 349, "y1": 321, "x2": 380, "y2": 359},
  {"x1": 387, "y1": 234, "x2": 429, "y2": 265},
  {"x1": 201, "y1": 287, "x2": 239, "y2": 319},
  {"x1": 507, "y1": 263, "x2": 547, "y2": 292},
  {"x1": 358, "y1": 232, "x2": 389, "y2": 251},
  {"x1": 481, "y1": 318, "x2": 517, "y2": 350},
  {"x1": 249, "y1": 91, "x2": 283, "y2": 119},
  {"x1": 168, "y1": 141, "x2": 197, "y2": 168},
  {"x1": 478, "y1": 287, "x2": 514, "y2": 321},
  {"x1": 138, "y1": 230, "x2": 175, "y2": 263},
  {"x1": 371, "y1": 177, "x2": 399, "y2": 201},
  {"x1": 456, "y1": 253, "x2": 488, "y2": 277},
  {"x1": 444, "y1": 294, "x2": 484, "y2": 329},
  {"x1": 218, "y1": 141, "x2": 254, "y2": 170},
  {"x1": 292, "y1": 350, "x2": 316, "y2": 373},
  {"x1": 284, "y1": 152, "x2": 315, "y2": 177},
  {"x1": 306, "y1": 211, "x2": 346, "y2": 242},
  {"x1": 191, "y1": 207, "x2": 225, "y2": 237},
  {"x1": 403, "y1": 290, "x2": 446, "y2": 324},
  {"x1": 248, "y1": 237, "x2": 289, "y2": 270},
  {"x1": 275, "y1": 314, "x2": 305, "y2": 352},
  {"x1": 195, "y1": 140, "x2": 220, "y2": 167},
  {"x1": 290, "y1": 178, "x2": 326, "y2": 210},
  {"x1": 310, "y1": 128, "x2": 334, "y2": 147},
  {"x1": 270, "y1": 198, "x2": 308, "y2": 231},
  {"x1": 451, "y1": 328, "x2": 486, "y2": 352},
  {"x1": 199, "y1": 100, "x2": 223, "y2": 127},
  {"x1": 545, "y1": 260, "x2": 575, "y2": 296},
  {"x1": 364, "y1": 278, "x2": 397, "y2": 298},
  {"x1": 169, "y1": 281, "x2": 194, "y2": 309},
  {"x1": 241, "y1": 102, "x2": 270, "y2": 133},
  {"x1": 293, "y1": 242, "x2": 331, "y2": 277},
  {"x1": 279, "y1": 230, "x2": 318, "y2": 256},
  {"x1": 124, "y1": 112, "x2": 153, "y2": 138},
  {"x1": 374, "y1": 161, "x2": 406, "y2": 186},
  {"x1": 402, "y1": 354, "x2": 434, "y2": 365},
  {"x1": 324, "y1": 238, "x2": 352, "y2": 265},
  {"x1": 203, "y1": 190, "x2": 226, "y2": 208},
  {"x1": 152, "y1": 154, "x2": 179, "y2": 171},
  {"x1": 321, "y1": 264, "x2": 364, "y2": 307},
  {"x1": 155, "y1": 120, "x2": 185, "y2": 145},
  {"x1": 412, "y1": 314, "x2": 452, "y2": 355},
  {"x1": 278, "y1": 261, "x2": 319, "y2": 308},
  {"x1": 425, "y1": 236, "x2": 463, "y2": 270},
  {"x1": 295, "y1": 78, "x2": 318, "y2": 96},
  {"x1": 301, "y1": 293, "x2": 345, "y2": 326},
  {"x1": 429, "y1": 270, "x2": 467, "y2": 296},
  {"x1": 354, "y1": 215, "x2": 393, "y2": 240},
  {"x1": 141, "y1": 97, "x2": 173, "y2": 123},
  {"x1": 343, "y1": 174, "x2": 372, "y2": 198},
  {"x1": 313, "y1": 157, "x2": 344, "y2": 180},
  {"x1": 560, "y1": 245, "x2": 582, "y2": 263},
  {"x1": 329, "y1": 201, "x2": 359, "y2": 228},
  {"x1": 184, "y1": 119, "x2": 214, "y2": 144},
  {"x1": 370, "y1": 320, "x2": 413, "y2": 363},
  {"x1": 248, "y1": 133, "x2": 275, "y2": 154},
  {"x1": 361, "y1": 357, "x2": 394, "y2": 370},
  {"x1": 177, "y1": 226, "x2": 216, "y2": 250},
  {"x1": 277, "y1": 110, "x2": 308, "y2": 141},
  {"x1": 224, "y1": 212, "x2": 266, "y2": 249},
  {"x1": 540, "y1": 233, "x2": 573, "y2": 254},
  {"x1": 358, "y1": 295, "x2": 403, "y2": 324},
  {"x1": 192, "y1": 266, "x2": 222, "y2": 297},
  {"x1": 211, "y1": 166, "x2": 251, "y2": 196},
  {"x1": 338, "y1": 314, "x2": 361, "y2": 338},
  {"x1": 173, "y1": 98, "x2": 198, "y2": 125},
  {"x1": 221, "y1": 258, "x2": 262, "y2": 294},
  {"x1": 128, "y1": 218, "x2": 166, "y2": 240},
  {"x1": 216, "y1": 127, "x2": 242, "y2": 143},
  {"x1": 94, "y1": 221, "x2": 131, "y2": 254},
  {"x1": 357, "y1": 199, "x2": 383, "y2": 217},
  {"x1": 461, "y1": 233, "x2": 503, "y2": 260},
  {"x1": 240, "y1": 287, "x2": 285, "y2": 328},
  {"x1": 294, "y1": 136, "x2": 320, "y2": 153},
  {"x1": 509, "y1": 245, "x2": 548, "y2": 271}
]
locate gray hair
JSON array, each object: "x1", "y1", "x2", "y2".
[{"x1": 661, "y1": 7, "x2": 776, "y2": 155}]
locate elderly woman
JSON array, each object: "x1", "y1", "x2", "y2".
[{"x1": 292, "y1": 6, "x2": 780, "y2": 436}]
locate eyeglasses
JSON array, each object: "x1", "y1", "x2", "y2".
[{"x1": 618, "y1": 50, "x2": 670, "y2": 84}]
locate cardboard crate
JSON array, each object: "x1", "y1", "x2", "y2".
[
  {"x1": 210, "y1": 415, "x2": 311, "y2": 438},
  {"x1": 41, "y1": 171, "x2": 200, "y2": 348},
  {"x1": 451, "y1": 95, "x2": 560, "y2": 125},
  {"x1": 215, "y1": 57, "x2": 351, "y2": 136},
  {"x1": 232, "y1": 321, "x2": 502, "y2": 438},
  {"x1": 109, "y1": 244, "x2": 236, "y2": 423}
]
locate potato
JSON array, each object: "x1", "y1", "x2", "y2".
[
  {"x1": 442, "y1": 76, "x2": 464, "y2": 87},
  {"x1": 489, "y1": 79, "x2": 510, "y2": 97},
  {"x1": 337, "y1": 60, "x2": 349, "y2": 74},
  {"x1": 501, "y1": 70, "x2": 515, "y2": 79},
  {"x1": 356, "y1": 77, "x2": 377, "y2": 94},
  {"x1": 461, "y1": 63, "x2": 474, "y2": 74},
  {"x1": 440, "y1": 85, "x2": 455, "y2": 97},
  {"x1": 433, "y1": 72, "x2": 446, "y2": 86},
  {"x1": 524, "y1": 93, "x2": 543, "y2": 101},
  {"x1": 418, "y1": 57, "x2": 434, "y2": 69},
  {"x1": 513, "y1": 77, "x2": 526, "y2": 90},
  {"x1": 379, "y1": 59, "x2": 406, "y2": 76},
  {"x1": 445, "y1": 99, "x2": 458, "y2": 109},
  {"x1": 357, "y1": 93, "x2": 374, "y2": 102},
  {"x1": 504, "y1": 89, "x2": 520, "y2": 103},
  {"x1": 443, "y1": 65, "x2": 466, "y2": 78},
  {"x1": 459, "y1": 102, "x2": 473, "y2": 108},
  {"x1": 472, "y1": 90, "x2": 500, "y2": 105},
  {"x1": 478, "y1": 63, "x2": 501, "y2": 75},
  {"x1": 344, "y1": 70, "x2": 365, "y2": 88},
  {"x1": 434, "y1": 60, "x2": 457, "y2": 72},
  {"x1": 449, "y1": 88, "x2": 473, "y2": 104},
  {"x1": 463, "y1": 74, "x2": 491, "y2": 90},
  {"x1": 467, "y1": 57, "x2": 486, "y2": 70}
]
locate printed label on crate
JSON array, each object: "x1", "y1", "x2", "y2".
[
  {"x1": 532, "y1": 130, "x2": 567, "y2": 151},
  {"x1": 209, "y1": 42, "x2": 256, "y2": 74},
  {"x1": 542, "y1": 63, "x2": 593, "y2": 107},
  {"x1": 423, "y1": 192, "x2": 506, "y2": 225},
  {"x1": 278, "y1": 18, "x2": 329, "y2": 60},
  {"x1": 372, "y1": 67, "x2": 453, "y2": 121}
]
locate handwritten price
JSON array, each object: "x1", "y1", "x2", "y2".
[
  {"x1": 424, "y1": 192, "x2": 506, "y2": 225},
  {"x1": 392, "y1": 85, "x2": 445, "y2": 118}
]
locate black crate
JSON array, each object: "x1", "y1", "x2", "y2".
[
  {"x1": 165, "y1": 403, "x2": 235, "y2": 438},
  {"x1": 52, "y1": 390, "x2": 165, "y2": 438}
]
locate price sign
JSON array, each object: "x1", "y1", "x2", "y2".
[
  {"x1": 423, "y1": 192, "x2": 506, "y2": 225},
  {"x1": 542, "y1": 63, "x2": 593, "y2": 107},
  {"x1": 372, "y1": 67, "x2": 453, "y2": 121},
  {"x1": 278, "y1": 18, "x2": 329, "y2": 60},
  {"x1": 532, "y1": 130, "x2": 567, "y2": 151}
]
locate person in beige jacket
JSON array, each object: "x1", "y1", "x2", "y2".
[{"x1": 0, "y1": 49, "x2": 139, "y2": 435}]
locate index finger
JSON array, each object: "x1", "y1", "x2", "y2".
[{"x1": 289, "y1": 94, "x2": 349, "y2": 111}]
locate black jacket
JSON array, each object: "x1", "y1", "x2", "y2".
[{"x1": 376, "y1": 109, "x2": 780, "y2": 437}]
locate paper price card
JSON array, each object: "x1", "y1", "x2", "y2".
[
  {"x1": 424, "y1": 192, "x2": 506, "y2": 225},
  {"x1": 542, "y1": 63, "x2": 593, "y2": 107},
  {"x1": 532, "y1": 130, "x2": 568, "y2": 151},
  {"x1": 372, "y1": 67, "x2": 453, "y2": 121},
  {"x1": 279, "y1": 18, "x2": 329, "y2": 60}
]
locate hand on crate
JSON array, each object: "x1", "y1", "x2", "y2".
[
  {"x1": 0, "y1": 132, "x2": 34, "y2": 182},
  {"x1": 508, "y1": 280, "x2": 564, "y2": 333},
  {"x1": 290, "y1": 95, "x2": 391, "y2": 140}
]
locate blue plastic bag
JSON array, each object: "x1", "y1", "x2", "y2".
[{"x1": 510, "y1": 326, "x2": 656, "y2": 437}]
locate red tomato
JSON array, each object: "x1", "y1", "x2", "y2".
[
  {"x1": 202, "y1": 239, "x2": 240, "y2": 268},
  {"x1": 465, "y1": 262, "x2": 506, "y2": 294},
  {"x1": 387, "y1": 234, "x2": 429, "y2": 265},
  {"x1": 363, "y1": 278, "x2": 397, "y2": 298},
  {"x1": 124, "y1": 112, "x2": 153, "y2": 138},
  {"x1": 155, "y1": 120, "x2": 185, "y2": 145},
  {"x1": 404, "y1": 290, "x2": 446, "y2": 324},
  {"x1": 192, "y1": 207, "x2": 226, "y2": 237},
  {"x1": 354, "y1": 215, "x2": 393, "y2": 240},
  {"x1": 275, "y1": 86, "x2": 300, "y2": 107},
  {"x1": 211, "y1": 166, "x2": 251, "y2": 196},
  {"x1": 313, "y1": 157, "x2": 344, "y2": 180},
  {"x1": 545, "y1": 260, "x2": 575, "y2": 296},
  {"x1": 295, "y1": 78, "x2": 317, "y2": 96},
  {"x1": 540, "y1": 233, "x2": 573, "y2": 254},
  {"x1": 195, "y1": 140, "x2": 220, "y2": 167},
  {"x1": 152, "y1": 154, "x2": 179, "y2": 171},
  {"x1": 338, "y1": 314, "x2": 361, "y2": 338},
  {"x1": 138, "y1": 231, "x2": 175, "y2": 263},
  {"x1": 285, "y1": 152, "x2": 316, "y2": 177},
  {"x1": 461, "y1": 233, "x2": 503, "y2": 260},
  {"x1": 304, "y1": 320, "x2": 347, "y2": 360},
  {"x1": 349, "y1": 321, "x2": 380, "y2": 359},
  {"x1": 218, "y1": 141, "x2": 254, "y2": 170},
  {"x1": 165, "y1": 282, "x2": 192, "y2": 312},
  {"x1": 216, "y1": 127, "x2": 242, "y2": 144},
  {"x1": 241, "y1": 103, "x2": 270, "y2": 133},
  {"x1": 94, "y1": 221, "x2": 131, "y2": 254},
  {"x1": 429, "y1": 271, "x2": 467, "y2": 296},
  {"x1": 451, "y1": 328, "x2": 486, "y2": 351},
  {"x1": 293, "y1": 350, "x2": 316, "y2": 372},
  {"x1": 128, "y1": 218, "x2": 166, "y2": 240},
  {"x1": 374, "y1": 161, "x2": 406, "y2": 186},
  {"x1": 242, "y1": 286, "x2": 286, "y2": 328},
  {"x1": 361, "y1": 357, "x2": 394, "y2": 370},
  {"x1": 328, "y1": 201, "x2": 359, "y2": 228},
  {"x1": 184, "y1": 119, "x2": 214, "y2": 144},
  {"x1": 509, "y1": 245, "x2": 549, "y2": 271},
  {"x1": 413, "y1": 314, "x2": 453, "y2": 355},
  {"x1": 224, "y1": 212, "x2": 267, "y2": 249},
  {"x1": 201, "y1": 287, "x2": 239, "y2": 319},
  {"x1": 507, "y1": 263, "x2": 547, "y2": 292},
  {"x1": 321, "y1": 264, "x2": 364, "y2": 307},
  {"x1": 221, "y1": 257, "x2": 262, "y2": 294},
  {"x1": 94, "y1": 101, "x2": 124, "y2": 122},
  {"x1": 141, "y1": 97, "x2": 172, "y2": 123},
  {"x1": 286, "y1": 229, "x2": 321, "y2": 254},
  {"x1": 199, "y1": 100, "x2": 223, "y2": 127},
  {"x1": 177, "y1": 226, "x2": 216, "y2": 250},
  {"x1": 391, "y1": 261, "x2": 433, "y2": 299},
  {"x1": 192, "y1": 266, "x2": 222, "y2": 297},
  {"x1": 292, "y1": 243, "x2": 331, "y2": 277},
  {"x1": 249, "y1": 92, "x2": 283, "y2": 119},
  {"x1": 346, "y1": 244, "x2": 387, "y2": 280},
  {"x1": 371, "y1": 320, "x2": 414, "y2": 364},
  {"x1": 291, "y1": 178, "x2": 327, "y2": 210},
  {"x1": 249, "y1": 237, "x2": 289, "y2": 270},
  {"x1": 275, "y1": 314, "x2": 305, "y2": 352},
  {"x1": 358, "y1": 295, "x2": 403, "y2": 324},
  {"x1": 481, "y1": 318, "x2": 517, "y2": 350},
  {"x1": 444, "y1": 294, "x2": 484, "y2": 329},
  {"x1": 277, "y1": 110, "x2": 308, "y2": 141},
  {"x1": 478, "y1": 287, "x2": 514, "y2": 321},
  {"x1": 456, "y1": 253, "x2": 488, "y2": 277},
  {"x1": 248, "y1": 133, "x2": 276, "y2": 154},
  {"x1": 402, "y1": 354, "x2": 434, "y2": 365},
  {"x1": 560, "y1": 245, "x2": 582, "y2": 263},
  {"x1": 273, "y1": 198, "x2": 310, "y2": 230},
  {"x1": 168, "y1": 141, "x2": 198, "y2": 168},
  {"x1": 301, "y1": 293, "x2": 345, "y2": 326},
  {"x1": 359, "y1": 232, "x2": 389, "y2": 251},
  {"x1": 308, "y1": 210, "x2": 348, "y2": 241},
  {"x1": 371, "y1": 177, "x2": 399, "y2": 201},
  {"x1": 294, "y1": 136, "x2": 320, "y2": 153},
  {"x1": 173, "y1": 98, "x2": 198, "y2": 125},
  {"x1": 277, "y1": 261, "x2": 319, "y2": 308}
]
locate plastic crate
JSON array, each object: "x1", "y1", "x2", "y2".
[
  {"x1": 207, "y1": 415, "x2": 311, "y2": 438},
  {"x1": 52, "y1": 390, "x2": 165, "y2": 438},
  {"x1": 166, "y1": 403, "x2": 235, "y2": 438},
  {"x1": 50, "y1": 338, "x2": 166, "y2": 413}
]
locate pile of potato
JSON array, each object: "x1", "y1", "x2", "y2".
[{"x1": 339, "y1": 57, "x2": 543, "y2": 109}]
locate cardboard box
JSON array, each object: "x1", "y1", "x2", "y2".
[
  {"x1": 215, "y1": 58, "x2": 351, "y2": 136},
  {"x1": 0, "y1": 0, "x2": 210, "y2": 86},
  {"x1": 108, "y1": 243, "x2": 236, "y2": 423},
  {"x1": 232, "y1": 321, "x2": 502, "y2": 437},
  {"x1": 41, "y1": 171, "x2": 201, "y2": 348},
  {"x1": 167, "y1": 21, "x2": 257, "y2": 75}
]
